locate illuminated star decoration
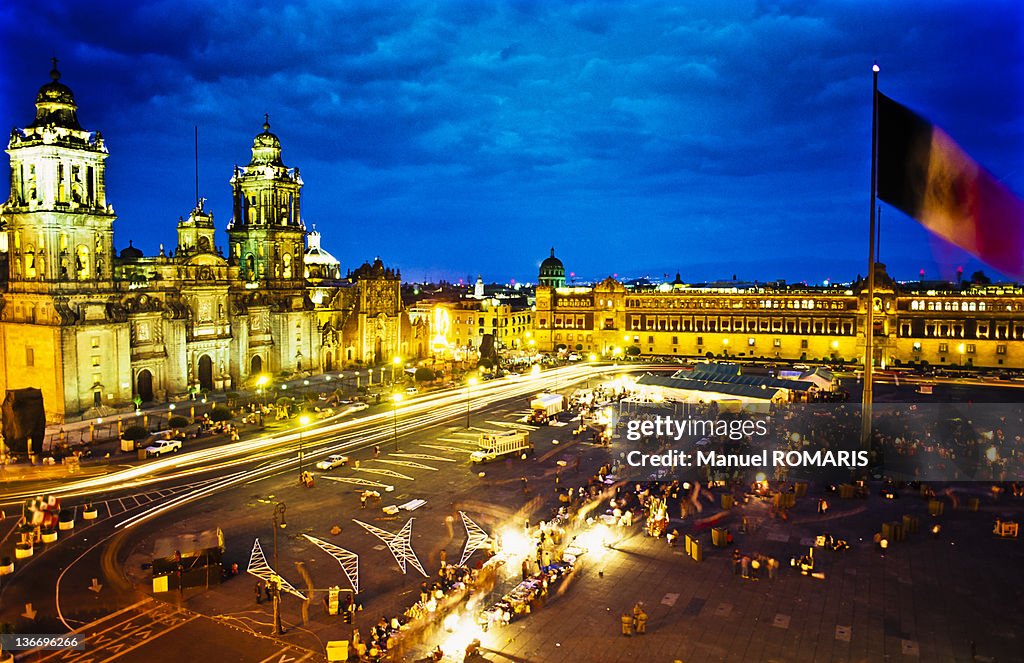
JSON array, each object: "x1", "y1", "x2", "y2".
[
  {"x1": 389, "y1": 452, "x2": 458, "y2": 463},
  {"x1": 374, "y1": 459, "x2": 439, "y2": 471},
  {"x1": 355, "y1": 467, "x2": 415, "y2": 481},
  {"x1": 303, "y1": 534, "x2": 359, "y2": 594},
  {"x1": 458, "y1": 511, "x2": 493, "y2": 567},
  {"x1": 246, "y1": 538, "x2": 305, "y2": 599},
  {"x1": 353, "y1": 518, "x2": 428, "y2": 577},
  {"x1": 320, "y1": 475, "x2": 394, "y2": 490}
]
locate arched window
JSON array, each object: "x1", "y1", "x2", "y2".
[{"x1": 283, "y1": 253, "x2": 292, "y2": 279}]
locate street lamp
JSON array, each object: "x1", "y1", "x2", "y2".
[
  {"x1": 466, "y1": 377, "x2": 478, "y2": 429},
  {"x1": 392, "y1": 393, "x2": 402, "y2": 450},
  {"x1": 256, "y1": 374, "x2": 270, "y2": 425},
  {"x1": 271, "y1": 502, "x2": 287, "y2": 635},
  {"x1": 298, "y1": 414, "x2": 310, "y2": 480},
  {"x1": 392, "y1": 356, "x2": 403, "y2": 383}
]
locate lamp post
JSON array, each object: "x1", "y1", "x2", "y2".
[
  {"x1": 271, "y1": 502, "x2": 287, "y2": 636},
  {"x1": 466, "y1": 377, "x2": 478, "y2": 429},
  {"x1": 256, "y1": 374, "x2": 269, "y2": 426},
  {"x1": 391, "y1": 393, "x2": 402, "y2": 451},
  {"x1": 297, "y1": 414, "x2": 310, "y2": 481},
  {"x1": 392, "y1": 356, "x2": 402, "y2": 383}
]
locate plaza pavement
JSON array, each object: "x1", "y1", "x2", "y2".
[{"x1": 465, "y1": 484, "x2": 1024, "y2": 663}]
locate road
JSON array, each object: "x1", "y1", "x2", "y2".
[{"x1": 0, "y1": 362, "x2": 633, "y2": 659}]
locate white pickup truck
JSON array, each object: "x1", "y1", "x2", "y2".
[{"x1": 145, "y1": 438, "x2": 182, "y2": 457}]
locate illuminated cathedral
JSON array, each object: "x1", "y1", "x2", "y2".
[{"x1": 0, "y1": 63, "x2": 426, "y2": 422}]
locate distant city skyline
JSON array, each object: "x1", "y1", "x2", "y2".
[{"x1": 1, "y1": 1, "x2": 1021, "y2": 284}]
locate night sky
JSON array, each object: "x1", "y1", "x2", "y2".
[{"x1": 1, "y1": 1, "x2": 1022, "y2": 285}]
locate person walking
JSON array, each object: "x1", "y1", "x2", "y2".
[
  {"x1": 620, "y1": 612, "x2": 633, "y2": 636},
  {"x1": 255, "y1": 580, "x2": 264, "y2": 604},
  {"x1": 635, "y1": 608, "x2": 648, "y2": 635}
]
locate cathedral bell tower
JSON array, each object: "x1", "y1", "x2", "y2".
[
  {"x1": 226, "y1": 116, "x2": 305, "y2": 287},
  {"x1": 2, "y1": 59, "x2": 115, "y2": 291}
]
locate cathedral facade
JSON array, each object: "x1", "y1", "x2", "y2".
[{"x1": 0, "y1": 65, "x2": 422, "y2": 423}]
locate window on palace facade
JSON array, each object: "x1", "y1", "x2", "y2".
[
  {"x1": 748, "y1": 337, "x2": 755, "y2": 346},
  {"x1": 774, "y1": 338, "x2": 781, "y2": 347},
  {"x1": 967, "y1": 344, "x2": 976, "y2": 353},
  {"x1": 648, "y1": 336, "x2": 654, "y2": 344},
  {"x1": 913, "y1": 342, "x2": 922, "y2": 351},
  {"x1": 696, "y1": 336, "x2": 703, "y2": 345},
  {"x1": 91, "y1": 337, "x2": 100, "y2": 348},
  {"x1": 939, "y1": 343, "x2": 948, "y2": 353},
  {"x1": 978, "y1": 325, "x2": 988, "y2": 337},
  {"x1": 25, "y1": 347, "x2": 34, "y2": 367},
  {"x1": 91, "y1": 356, "x2": 100, "y2": 367},
  {"x1": 672, "y1": 336, "x2": 678, "y2": 345},
  {"x1": 800, "y1": 339, "x2": 808, "y2": 349},
  {"x1": 997, "y1": 344, "x2": 1007, "y2": 354}
]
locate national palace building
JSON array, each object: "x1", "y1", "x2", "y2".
[
  {"x1": 534, "y1": 249, "x2": 1024, "y2": 370},
  {"x1": 0, "y1": 64, "x2": 426, "y2": 423}
]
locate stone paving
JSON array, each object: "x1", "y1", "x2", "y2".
[{"x1": 470, "y1": 486, "x2": 1024, "y2": 663}]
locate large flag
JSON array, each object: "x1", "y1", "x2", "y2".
[{"x1": 877, "y1": 92, "x2": 1024, "y2": 278}]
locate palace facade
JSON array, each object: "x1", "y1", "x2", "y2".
[
  {"x1": 0, "y1": 65, "x2": 424, "y2": 423},
  {"x1": 534, "y1": 250, "x2": 1024, "y2": 370}
]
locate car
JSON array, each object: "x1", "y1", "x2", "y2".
[
  {"x1": 315, "y1": 454, "x2": 349, "y2": 471},
  {"x1": 145, "y1": 438, "x2": 182, "y2": 457},
  {"x1": 350, "y1": 402, "x2": 369, "y2": 411},
  {"x1": 405, "y1": 386, "x2": 418, "y2": 394}
]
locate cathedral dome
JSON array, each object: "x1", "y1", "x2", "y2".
[
  {"x1": 30, "y1": 61, "x2": 82, "y2": 130},
  {"x1": 249, "y1": 115, "x2": 284, "y2": 166},
  {"x1": 538, "y1": 247, "x2": 565, "y2": 287},
  {"x1": 540, "y1": 248, "x2": 563, "y2": 272},
  {"x1": 119, "y1": 240, "x2": 143, "y2": 260}
]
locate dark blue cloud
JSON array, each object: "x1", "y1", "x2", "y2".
[{"x1": 1, "y1": 0, "x2": 1021, "y2": 284}]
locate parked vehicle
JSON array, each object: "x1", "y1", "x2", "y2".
[
  {"x1": 315, "y1": 454, "x2": 350, "y2": 471},
  {"x1": 145, "y1": 438, "x2": 182, "y2": 457},
  {"x1": 528, "y1": 393, "x2": 564, "y2": 425},
  {"x1": 470, "y1": 431, "x2": 532, "y2": 463}
]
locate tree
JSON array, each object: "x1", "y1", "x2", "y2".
[
  {"x1": 414, "y1": 367, "x2": 435, "y2": 383},
  {"x1": 209, "y1": 405, "x2": 232, "y2": 422},
  {"x1": 970, "y1": 270, "x2": 991, "y2": 285},
  {"x1": 574, "y1": 344, "x2": 583, "y2": 351},
  {"x1": 626, "y1": 345, "x2": 642, "y2": 356},
  {"x1": 168, "y1": 415, "x2": 188, "y2": 428},
  {"x1": 122, "y1": 425, "x2": 148, "y2": 441}
]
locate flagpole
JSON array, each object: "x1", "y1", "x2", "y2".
[{"x1": 862, "y1": 62, "x2": 880, "y2": 451}]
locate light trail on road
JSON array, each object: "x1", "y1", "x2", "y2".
[
  {"x1": 2, "y1": 364, "x2": 614, "y2": 506},
  {"x1": 107, "y1": 364, "x2": 618, "y2": 530}
]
